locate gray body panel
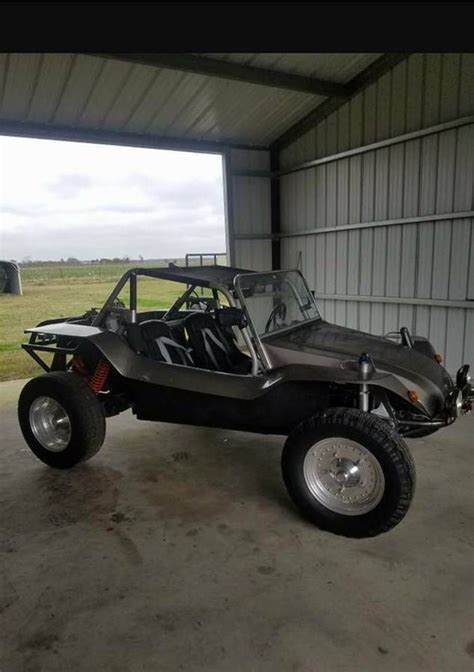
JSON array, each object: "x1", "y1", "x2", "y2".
[
  {"x1": 25, "y1": 318, "x2": 452, "y2": 418},
  {"x1": 86, "y1": 330, "x2": 397, "y2": 398},
  {"x1": 263, "y1": 320, "x2": 453, "y2": 416},
  {"x1": 27, "y1": 323, "x2": 105, "y2": 338}
]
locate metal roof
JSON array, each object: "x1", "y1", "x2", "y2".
[{"x1": 0, "y1": 53, "x2": 381, "y2": 149}]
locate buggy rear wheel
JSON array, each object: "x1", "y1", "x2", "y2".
[
  {"x1": 18, "y1": 371, "x2": 106, "y2": 469},
  {"x1": 282, "y1": 407, "x2": 416, "y2": 538}
]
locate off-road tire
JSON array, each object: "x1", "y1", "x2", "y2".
[
  {"x1": 282, "y1": 407, "x2": 416, "y2": 538},
  {"x1": 18, "y1": 371, "x2": 106, "y2": 469}
]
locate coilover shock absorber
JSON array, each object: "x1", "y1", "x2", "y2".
[
  {"x1": 88, "y1": 359, "x2": 111, "y2": 394},
  {"x1": 359, "y1": 353, "x2": 375, "y2": 412}
]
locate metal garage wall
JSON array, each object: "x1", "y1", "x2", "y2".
[
  {"x1": 278, "y1": 53, "x2": 474, "y2": 373},
  {"x1": 226, "y1": 149, "x2": 272, "y2": 271}
]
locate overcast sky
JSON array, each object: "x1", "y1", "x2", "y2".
[{"x1": 0, "y1": 136, "x2": 226, "y2": 261}]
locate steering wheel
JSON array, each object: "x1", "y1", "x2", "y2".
[{"x1": 264, "y1": 302, "x2": 287, "y2": 333}]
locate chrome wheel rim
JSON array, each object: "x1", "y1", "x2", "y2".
[
  {"x1": 303, "y1": 437, "x2": 385, "y2": 515},
  {"x1": 29, "y1": 396, "x2": 71, "y2": 452}
]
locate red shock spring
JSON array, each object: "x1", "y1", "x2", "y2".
[{"x1": 88, "y1": 359, "x2": 111, "y2": 394}]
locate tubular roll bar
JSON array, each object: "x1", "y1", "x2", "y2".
[{"x1": 90, "y1": 269, "x2": 262, "y2": 375}]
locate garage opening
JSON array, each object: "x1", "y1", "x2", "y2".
[{"x1": 0, "y1": 135, "x2": 228, "y2": 380}]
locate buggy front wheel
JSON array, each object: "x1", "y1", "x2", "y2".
[
  {"x1": 18, "y1": 371, "x2": 106, "y2": 469},
  {"x1": 282, "y1": 408, "x2": 416, "y2": 538}
]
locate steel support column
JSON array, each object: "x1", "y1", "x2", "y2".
[{"x1": 270, "y1": 148, "x2": 281, "y2": 270}]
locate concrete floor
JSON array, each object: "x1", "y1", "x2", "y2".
[{"x1": 0, "y1": 378, "x2": 473, "y2": 672}]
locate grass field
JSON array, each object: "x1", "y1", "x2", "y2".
[{"x1": 0, "y1": 262, "x2": 189, "y2": 381}]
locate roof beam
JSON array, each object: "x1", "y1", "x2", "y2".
[
  {"x1": 0, "y1": 119, "x2": 269, "y2": 154},
  {"x1": 271, "y1": 53, "x2": 411, "y2": 151},
  {"x1": 95, "y1": 53, "x2": 350, "y2": 98}
]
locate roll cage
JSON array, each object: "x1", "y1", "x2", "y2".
[
  {"x1": 89, "y1": 264, "x2": 261, "y2": 375},
  {"x1": 90, "y1": 265, "x2": 320, "y2": 375},
  {"x1": 22, "y1": 265, "x2": 324, "y2": 378}
]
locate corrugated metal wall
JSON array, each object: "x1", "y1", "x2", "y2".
[
  {"x1": 277, "y1": 53, "x2": 474, "y2": 373},
  {"x1": 227, "y1": 149, "x2": 272, "y2": 270}
]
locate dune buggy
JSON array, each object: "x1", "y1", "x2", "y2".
[{"x1": 18, "y1": 265, "x2": 473, "y2": 537}]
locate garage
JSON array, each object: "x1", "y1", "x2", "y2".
[{"x1": 1, "y1": 51, "x2": 473, "y2": 671}]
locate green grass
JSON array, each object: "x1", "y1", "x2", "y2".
[
  {"x1": 0, "y1": 342, "x2": 19, "y2": 352},
  {"x1": 0, "y1": 264, "x2": 185, "y2": 381},
  {"x1": 19, "y1": 261, "x2": 177, "y2": 285},
  {"x1": 19, "y1": 256, "x2": 226, "y2": 286}
]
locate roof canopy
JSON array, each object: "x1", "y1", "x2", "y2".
[
  {"x1": 0, "y1": 53, "x2": 404, "y2": 151},
  {"x1": 131, "y1": 264, "x2": 254, "y2": 289}
]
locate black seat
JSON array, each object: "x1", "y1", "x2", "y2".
[
  {"x1": 184, "y1": 312, "x2": 249, "y2": 373},
  {"x1": 126, "y1": 320, "x2": 194, "y2": 366}
]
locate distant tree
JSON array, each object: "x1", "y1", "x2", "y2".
[
  {"x1": 66, "y1": 257, "x2": 80, "y2": 265},
  {"x1": 138, "y1": 254, "x2": 144, "y2": 262}
]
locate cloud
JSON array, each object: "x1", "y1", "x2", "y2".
[
  {"x1": 2, "y1": 203, "x2": 157, "y2": 217},
  {"x1": 49, "y1": 173, "x2": 94, "y2": 198},
  {"x1": 0, "y1": 137, "x2": 226, "y2": 261},
  {"x1": 1, "y1": 215, "x2": 226, "y2": 261}
]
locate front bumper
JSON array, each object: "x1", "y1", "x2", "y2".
[
  {"x1": 384, "y1": 364, "x2": 473, "y2": 437},
  {"x1": 431, "y1": 364, "x2": 473, "y2": 424}
]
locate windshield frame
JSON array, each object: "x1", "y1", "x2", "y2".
[{"x1": 233, "y1": 269, "x2": 321, "y2": 352}]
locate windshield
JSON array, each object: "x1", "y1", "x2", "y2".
[{"x1": 235, "y1": 270, "x2": 321, "y2": 338}]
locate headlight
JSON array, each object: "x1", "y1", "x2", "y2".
[{"x1": 456, "y1": 390, "x2": 463, "y2": 415}]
